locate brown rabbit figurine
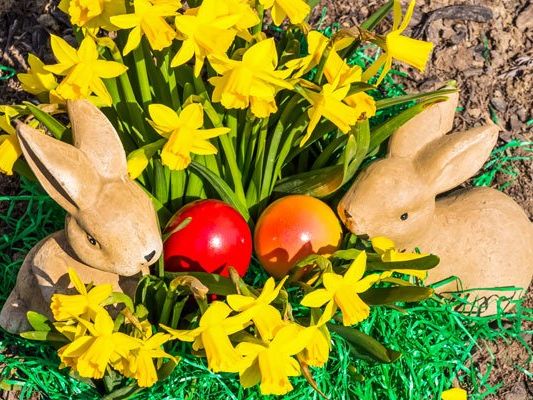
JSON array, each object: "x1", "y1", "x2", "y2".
[
  {"x1": 338, "y1": 92, "x2": 533, "y2": 314},
  {"x1": 0, "y1": 100, "x2": 163, "y2": 334}
]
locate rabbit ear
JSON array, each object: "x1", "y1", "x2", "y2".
[
  {"x1": 17, "y1": 123, "x2": 101, "y2": 214},
  {"x1": 415, "y1": 123, "x2": 499, "y2": 195},
  {"x1": 67, "y1": 100, "x2": 127, "y2": 180},
  {"x1": 388, "y1": 92, "x2": 459, "y2": 159}
]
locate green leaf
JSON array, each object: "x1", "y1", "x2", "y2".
[
  {"x1": 369, "y1": 97, "x2": 448, "y2": 152},
  {"x1": 332, "y1": 249, "x2": 363, "y2": 260},
  {"x1": 375, "y1": 88, "x2": 458, "y2": 110},
  {"x1": 359, "y1": 286, "x2": 434, "y2": 305},
  {"x1": 275, "y1": 120, "x2": 370, "y2": 197},
  {"x1": 164, "y1": 272, "x2": 237, "y2": 296},
  {"x1": 24, "y1": 103, "x2": 68, "y2": 139},
  {"x1": 20, "y1": 331, "x2": 68, "y2": 343},
  {"x1": 157, "y1": 358, "x2": 180, "y2": 382},
  {"x1": 293, "y1": 254, "x2": 332, "y2": 273},
  {"x1": 366, "y1": 254, "x2": 440, "y2": 271},
  {"x1": 361, "y1": 0, "x2": 393, "y2": 31},
  {"x1": 26, "y1": 311, "x2": 52, "y2": 332},
  {"x1": 328, "y1": 324, "x2": 401, "y2": 363},
  {"x1": 105, "y1": 292, "x2": 135, "y2": 311},
  {"x1": 188, "y1": 161, "x2": 250, "y2": 221}
]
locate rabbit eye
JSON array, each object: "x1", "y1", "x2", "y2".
[
  {"x1": 87, "y1": 234, "x2": 98, "y2": 246},
  {"x1": 400, "y1": 213, "x2": 409, "y2": 221}
]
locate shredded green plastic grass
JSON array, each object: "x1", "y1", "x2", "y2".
[
  {"x1": 473, "y1": 140, "x2": 533, "y2": 190},
  {"x1": 1, "y1": 179, "x2": 531, "y2": 399}
]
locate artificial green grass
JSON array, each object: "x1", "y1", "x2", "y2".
[{"x1": 1, "y1": 179, "x2": 531, "y2": 400}]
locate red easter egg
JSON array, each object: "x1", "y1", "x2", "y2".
[
  {"x1": 164, "y1": 199, "x2": 252, "y2": 277},
  {"x1": 254, "y1": 195, "x2": 343, "y2": 278}
]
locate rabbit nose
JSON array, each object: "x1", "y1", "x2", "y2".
[{"x1": 144, "y1": 250, "x2": 156, "y2": 262}]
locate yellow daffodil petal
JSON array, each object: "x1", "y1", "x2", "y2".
[
  {"x1": 87, "y1": 284, "x2": 113, "y2": 304},
  {"x1": 335, "y1": 290, "x2": 370, "y2": 326},
  {"x1": 171, "y1": 39, "x2": 195, "y2": 68},
  {"x1": 0, "y1": 135, "x2": 22, "y2": 175},
  {"x1": 179, "y1": 103, "x2": 204, "y2": 129},
  {"x1": 148, "y1": 104, "x2": 180, "y2": 133},
  {"x1": 317, "y1": 299, "x2": 337, "y2": 326},
  {"x1": 67, "y1": 268, "x2": 87, "y2": 295},
  {"x1": 201, "y1": 327, "x2": 245, "y2": 373},
  {"x1": 200, "y1": 301, "x2": 233, "y2": 326},
  {"x1": 160, "y1": 324, "x2": 204, "y2": 342},
  {"x1": 344, "y1": 251, "x2": 367, "y2": 285},
  {"x1": 123, "y1": 25, "x2": 143, "y2": 56},
  {"x1": 110, "y1": 14, "x2": 140, "y2": 29},
  {"x1": 92, "y1": 60, "x2": 128, "y2": 79},
  {"x1": 386, "y1": 33, "x2": 433, "y2": 72},
  {"x1": 322, "y1": 272, "x2": 344, "y2": 293},
  {"x1": 252, "y1": 305, "x2": 283, "y2": 341},
  {"x1": 49, "y1": 35, "x2": 78, "y2": 71},
  {"x1": 227, "y1": 294, "x2": 256, "y2": 312},
  {"x1": 240, "y1": 358, "x2": 262, "y2": 388},
  {"x1": 301, "y1": 288, "x2": 332, "y2": 308},
  {"x1": 299, "y1": 325, "x2": 331, "y2": 367}
]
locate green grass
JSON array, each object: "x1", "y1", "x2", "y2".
[{"x1": 0, "y1": 179, "x2": 531, "y2": 399}]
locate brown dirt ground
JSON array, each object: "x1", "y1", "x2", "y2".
[{"x1": 0, "y1": 0, "x2": 532, "y2": 399}]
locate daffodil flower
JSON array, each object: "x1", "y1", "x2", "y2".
[
  {"x1": 297, "y1": 324, "x2": 331, "y2": 367},
  {"x1": 300, "y1": 80, "x2": 358, "y2": 146},
  {"x1": 209, "y1": 38, "x2": 293, "y2": 118},
  {"x1": 237, "y1": 323, "x2": 310, "y2": 396},
  {"x1": 17, "y1": 54, "x2": 58, "y2": 99},
  {"x1": 51, "y1": 268, "x2": 113, "y2": 321},
  {"x1": 58, "y1": 311, "x2": 140, "y2": 379},
  {"x1": 123, "y1": 332, "x2": 174, "y2": 388},
  {"x1": 371, "y1": 236, "x2": 429, "y2": 280},
  {"x1": 45, "y1": 35, "x2": 128, "y2": 105},
  {"x1": 259, "y1": 0, "x2": 310, "y2": 26},
  {"x1": 286, "y1": 31, "x2": 352, "y2": 78},
  {"x1": 172, "y1": 0, "x2": 256, "y2": 76},
  {"x1": 148, "y1": 103, "x2": 229, "y2": 171},
  {"x1": 58, "y1": 0, "x2": 126, "y2": 30},
  {"x1": 441, "y1": 388, "x2": 467, "y2": 400},
  {"x1": 227, "y1": 277, "x2": 287, "y2": 341},
  {"x1": 301, "y1": 251, "x2": 378, "y2": 326},
  {"x1": 363, "y1": 0, "x2": 433, "y2": 85},
  {"x1": 111, "y1": 0, "x2": 179, "y2": 55},
  {"x1": 161, "y1": 301, "x2": 251, "y2": 373},
  {"x1": 0, "y1": 107, "x2": 22, "y2": 175}
]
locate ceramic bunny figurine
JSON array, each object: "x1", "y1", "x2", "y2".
[
  {"x1": 0, "y1": 100, "x2": 163, "y2": 334},
  {"x1": 338, "y1": 92, "x2": 533, "y2": 314}
]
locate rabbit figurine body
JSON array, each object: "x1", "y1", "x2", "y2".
[
  {"x1": 338, "y1": 93, "x2": 533, "y2": 313},
  {"x1": 0, "y1": 100, "x2": 163, "y2": 333}
]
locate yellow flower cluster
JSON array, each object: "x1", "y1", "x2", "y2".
[
  {"x1": 161, "y1": 277, "x2": 326, "y2": 396},
  {"x1": 51, "y1": 268, "x2": 174, "y2": 388},
  {"x1": 1, "y1": 0, "x2": 433, "y2": 176}
]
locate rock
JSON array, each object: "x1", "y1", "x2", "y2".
[
  {"x1": 516, "y1": 5, "x2": 533, "y2": 30},
  {"x1": 490, "y1": 97, "x2": 507, "y2": 112}
]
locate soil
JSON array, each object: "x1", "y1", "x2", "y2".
[{"x1": 0, "y1": 0, "x2": 532, "y2": 399}]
